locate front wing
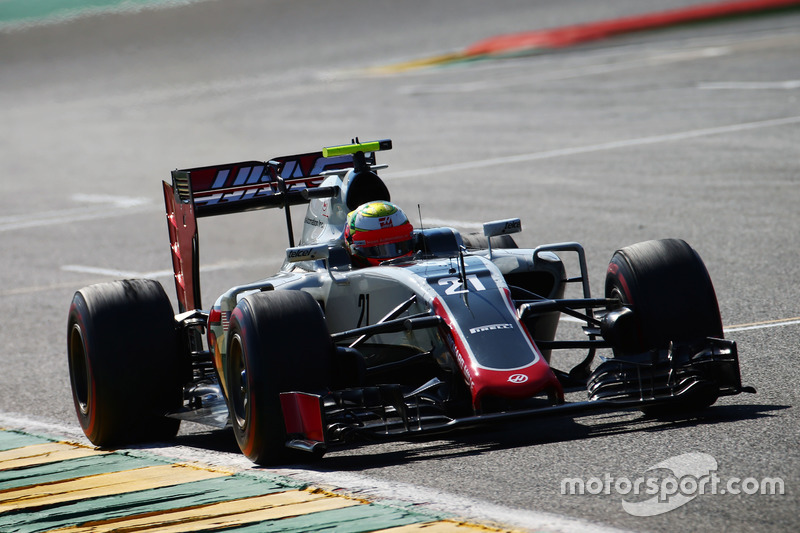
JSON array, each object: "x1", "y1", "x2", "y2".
[{"x1": 279, "y1": 338, "x2": 755, "y2": 455}]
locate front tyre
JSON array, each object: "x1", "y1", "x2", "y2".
[
  {"x1": 67, "y1": 279, "x2": 183, "y2": 446},
  {"x1": 603, "y1": 239, "x2": 723, "y2": 412},
  {"x1": 605, "y1": 238, "x2": 723, "y2": 352},
  {"x1": 226, "y1": 290, "x2": 333, "y2": 465}
]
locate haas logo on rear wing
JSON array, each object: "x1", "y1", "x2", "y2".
[{"x1": 174, "y1": 151, "x2": 375, "y2": 217}]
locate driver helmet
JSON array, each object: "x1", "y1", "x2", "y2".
[{"x1": 344, "y1": 201, "x2": 414, "y2": 267}]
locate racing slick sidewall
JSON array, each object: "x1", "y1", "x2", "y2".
[
  {"x1": 605, "y1": 238, "x2": 723, "y2": 353},
  {"x1": 67, "y1": 280, "x2": 182, "y2": 446},
  {"x1": 226, "y1": 290, "x2": 333, "y2": 464}
]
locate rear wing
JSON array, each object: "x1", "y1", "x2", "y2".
[{"x1": 163, "y1": 140, "x2": 391, "y2": 312}]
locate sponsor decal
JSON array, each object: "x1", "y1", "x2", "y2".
[
  {"x1": 508, "y1": 374, "x2": 529, "y2": 383},
  {"x1": 469, "y1": 323, "x2": 513, "y2": 334},
  {"x1": 484, "y1": 218, "x2": 522, "y2": 236},
  {"x1": 287, "y1": 248, "x2": 314, "y2": 258},
  {"x1": 445, "y1": 331, "x2": 472, "y2": 390},
  {"x1": 438, "y1": 274, "x2": 487, "y2": 296},
  {"x1": 193, "y1": 153, "x2": 352, "y2": 206},
  {"x1": 304, "y1": 217, "x2": 325, "y2": 228}
]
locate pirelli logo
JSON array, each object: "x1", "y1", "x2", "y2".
[{"x1": 469, "y1": 323, "x2": 513, "y2": 334}]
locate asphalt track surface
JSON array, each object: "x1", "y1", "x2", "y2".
[{"x1": 1, "y1": 0, "x2": 799, "y2": 531}]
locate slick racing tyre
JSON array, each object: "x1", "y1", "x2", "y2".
[
  {"x1": 226, "y1": 290, "x2": 333, "y2": 465},
  {"x1": 603, "y1": 239, "x2": 723, "y2": 413},
  {"x1": 605, "y1": 238, "x2": 723, "y2": 353},
  {"x1": 67, "y1": 279, "x2": 184, "y2": 446}
]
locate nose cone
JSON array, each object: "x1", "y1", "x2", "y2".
[{"x1": 471, "y1": 358, "x2": 564, "y2": 409}]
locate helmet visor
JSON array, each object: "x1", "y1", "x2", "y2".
[{"x1": 353, "y1": 238, "x2": 414, "y2": 260}]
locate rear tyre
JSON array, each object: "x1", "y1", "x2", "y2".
[
  {"x1": 67, "y1": 279, "x2": 183, "y2": 446},
  {"x1": 603, "y1": 239, "x2": 723, "y2": 412},
  {"x1": 226, "y1": 290, "x2": 333, "y2": 465}
]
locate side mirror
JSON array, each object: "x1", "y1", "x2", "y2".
[
  {"x1": 482, "y1": 218, "x2": 521, "y2": 259},
  {"x1": 483, "y1": 218, "x2": 522, "y2": 238}
]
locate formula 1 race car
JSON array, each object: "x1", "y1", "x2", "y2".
[{"x1": 67, "y1": 139, "x2": 755, "y2": 464}]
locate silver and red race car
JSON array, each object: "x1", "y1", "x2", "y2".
[{"x1": 67, "y1": 139, "x2": 754, "y2": 464}]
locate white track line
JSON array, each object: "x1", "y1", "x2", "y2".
[
  {"x1": 559, "y1": 315, "x2": 800, "y2": 333},
  {"x1": 384, "y1": 116, "x2": 800, "y2": 180},
  {"x1": 561, "y1": 315, "x2": 800, "y2": 333},
  {"x1": 724, "y1": 318, "x2": 800, "y2": 333},
  {"x1": 60, "y1": 258, "x2": 268, "y2": 280},
  {"x1": 0, "y1": 194, "x2": 155, "y2": 232},
  {"x1": 0, "y1": 260, "x2": 271, "y2": 297},
  {"x1": 0, "y1": 205, "x2": 156, "y2": 232},
  {"x1": 60, "y1": 265, "x2": 167, "y2": 279},
  {"x1": 698, "y1": 80, "x2": 800, "y2": 90}
]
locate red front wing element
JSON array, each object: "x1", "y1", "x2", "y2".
[{"x1": 280, "y1": 392, "x2": 326, "y2": 445}]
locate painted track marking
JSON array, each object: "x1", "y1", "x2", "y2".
[
  {"x1": 699, "y1": 80, "x2": 800, "y2": 89},
  {"x1": 384, "y1": 116, "x2": 800, "y2": 180},
  {"x1": 60, "y1": 258, "x2": 265, "y2": 280},
  {"x1": 0, "y1": 442, "x2": 109, "y2": 470},
  {"x1": 559, "y1": 314, "x2": 800, "y2": 333},
  {"x1": 0, "y1": 194, "x2": 154, "y2": 233},
  {"x1": 0, "y1": 465, "x2": 227, "y2": 513},
  {"x1": 724, "y1": 317, "x2": 800, "y2": 332},
  {"x1": 0, "y1": 429, "x2": 507, "y2": 532},
  {"x1": 57, "y1": 491, "x2": 357, "y2": 533}
]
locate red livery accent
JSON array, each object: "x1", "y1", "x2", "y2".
[
  {"x1": 432, "y1": 296, "x2": 563, "y2": 409},
  {"x1": 280, "y1": 392, "x2": 326, "y2": 443},
  {"x1": 163, "y1": 180, "x2": 200, "y2": 312},
  {"x1": 470, "y1": 364, "x2": 563, "y2": 408}
]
